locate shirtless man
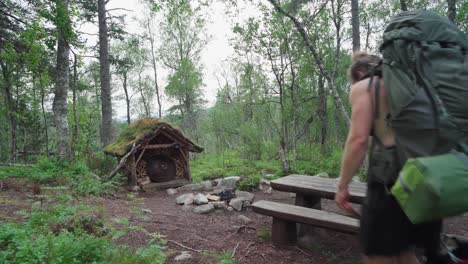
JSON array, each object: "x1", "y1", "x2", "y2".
[{"x1": 335, "y1": 52, "x2": 441, "y2": 264}]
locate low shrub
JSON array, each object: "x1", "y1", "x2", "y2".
[
  {"x1": 0, "y1": 204, "x2": 166, "y2": 264},
  {"x1": 238, "y1": 175, "x2": 262, "y2": 191}
]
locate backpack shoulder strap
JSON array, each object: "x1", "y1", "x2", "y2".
[{"x1": 367, "y1": 76, "x2": 381, "y2": 120}]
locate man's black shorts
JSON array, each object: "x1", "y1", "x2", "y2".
[{"x1": 360, "y1": 182, "x2": 442, "y2": 256}]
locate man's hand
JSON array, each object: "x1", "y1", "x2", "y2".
[{"x1": 335, "y1": 185, "x2": 351, "y2": 212}]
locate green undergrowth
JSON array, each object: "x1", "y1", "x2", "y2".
[
  {"x1": 0, "y1": 157, "x2": 121, "y2": 196},
  {"x1": 191, "y1": 144, "x2": 348, "y2": 184},
  {"x1": 256, "y1": 228, "x2": 272, "y2": 240},
  {"x1": 0, "y1": 202, "x2": 166, "y2": 264}
]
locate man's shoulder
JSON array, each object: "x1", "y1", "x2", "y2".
[
  {"x1": 350, "y1": 78, "x2": 371, "y2": 96},
  {"x1": 353, "y1": 78, "x2": 372, "y2": 89}
]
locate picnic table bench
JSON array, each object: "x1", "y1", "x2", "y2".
[{"x1": 252, "y1": 174, "x2": 367, "y2": 246}]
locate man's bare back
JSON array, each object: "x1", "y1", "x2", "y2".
[{"x1": 354, "y1": 77, "x2": 396, "y2": 148}]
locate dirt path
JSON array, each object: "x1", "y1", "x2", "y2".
[{"x1": 102, "y1": 189, "x2": 362, "y2": 264}]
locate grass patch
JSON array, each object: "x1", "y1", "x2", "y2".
[
  {"x1": 0, "y1": 202, "x2": 166, "y2": 264},
  {"x1": 0, "y1": 157, "x2": 121, "y2": 196},
  {"x1": 256, "y1": 228, "x2": 271, "y2": 240}
]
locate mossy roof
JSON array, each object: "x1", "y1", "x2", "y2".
[{"x1": 104, "y1": 118, "x2": 203, "y2": 157}]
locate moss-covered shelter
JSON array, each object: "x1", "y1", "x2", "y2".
[{"x1": 105, "y1": 118, "x2": 203, "y2": 190}]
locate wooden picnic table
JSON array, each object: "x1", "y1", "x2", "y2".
[
  {"x1": 252, "y1": 174, "x2": 367, "y2": 246},
  {"x1": 271, "y1": 174, "x2": 367, "y2": 207}
]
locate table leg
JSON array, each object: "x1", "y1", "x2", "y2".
[
  {"x1": 295, "y1": 194, "x2": 321, "y2": 209},
  {"x1": 272, "y1": 218, "x2": 297, "y2": 247},
  {"x1": 295, "y1": 194, "x2": 321, "y2": 241}
]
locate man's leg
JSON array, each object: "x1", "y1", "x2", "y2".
[
  {"x1": 396, "y1": 251, "x2": 420, "y2": 264},
  {"x1": 363, "y1": 256, "x2": 394, "y2": 264},
  {"x1": 363, "y1": 251, "x2": 420, "y2": 264}
]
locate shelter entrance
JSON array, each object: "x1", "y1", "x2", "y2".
[{"x1": 146, "y1": 155, "x2": 176, "y2": 183}]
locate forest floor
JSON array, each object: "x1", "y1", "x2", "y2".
[{"x1": 1, "y1": 179, "x2": 468, "y2": 264}]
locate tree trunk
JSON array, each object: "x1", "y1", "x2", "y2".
[
  {"x1": 98, "y1": 0, "x2": 113, "y2": 147},
  {"x1": 334, "y1": 99, "x2": 341, "y2": 143},
  {"x1": 0, "y1": 62, "x2": 17, "y2": 161},
  {"x1": 147, "y1": 19, "x2": 162, "y2": 118},
  {"x1": 318, "y1": 75, "x2": 328, "y2": 152},
  {"x1": 351, "y1": 0, "x2": 360, "y2": 51},
  {"x1": 39, "y1": 78, "x2": 49, "y2": 157},
  {"x1": 138, "y1": 67, "x2": 150, "y2": 117},
  {"x1": 71, "y1": 53, "x2": 78, "y2": 159},
  {"x1": 122, "y1": 72, "x2": 131, "y2": 124},
  {"x1": 279, "y1": 73, "x2": 289, "y2": 174},
  {"x1": 267, "y1": 0, "x2": 350, "y2": 126},
  {"x1": 52, "y1": 0, "x2": 70, "y2": 160},
  {"x1": 400, "y1": 0, "x2": 408, "y2": 11},
  {"x1": 447, "y1": 0, "x2": 456, "y2": 23}
]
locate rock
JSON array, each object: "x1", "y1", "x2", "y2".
[
  {"x1": 242, "y1": 200, "x2": 251, "y2": 208},
  {"x1": 229, "y1": 198, "x2": 244, "y2": 211},
  {"x1": 212, "y1": 189, "x2": 236, "y2": 201},
  {"x1": 176, "y1": 193, "x2": 194, "y2": 205},
  {"x1": 258, "y1": 180, "x2": 269, "y2": 190},
  {"x1": 212, "y1": 201, "x2": 228, "y2": 210},
  {"x1": 184, "y1": 197, "x2": 194, "y2": 205},
  {"x1": 182, "y1": 205, "x2": 192, "y2": 212},
  {"x1": 259, "y1": 179, "x2": 271, "y2": 185},
  {"x1": 167, "y1": 188, "x2": 178, "y2": 195},
  {"x1": 263, "y1": 186, "x2": 272, "y2": 194},
  {"x1": 194, "y1": 193, "x2": 208, "y2": 205},
  {"x1": 237, "y1": 215, "x2": 252, "y2": 225},
  {"x1": 201, "y1": 181, "x2": 213, "y2": 191},
  {"x1": 213, "y1": 178, "x2": 222, "y2": 187},
  {"x1": 207, "y1": 194, "x2": 220, "y2": 201},
  {"x1": 193, "y1": 204, "x2": 215, "y2": 214},
  {"x1": 264, "y1": 174, "x2": 275, "y2": 178},
  {"x1": 141, "y1": 208, "x2": 152, "y2": 214},
  {"x1": 314, "y1": 172, "x2": 329, "y2": 178},
  {"x1": 227, "y1": 206, "x2": 234, "y2": 212},
  {"x1": 174, "y1": 251, "x2": 192, "y2": 262},
  {"x1": 235, "y1": 190, "x2": 255, "y2": 203},
  {"x1": 178, "y1": 183, "x2": 204, "y2": 192},
  {"x1": 216, "y1": 176, "x2": 240, "y2": 190}
]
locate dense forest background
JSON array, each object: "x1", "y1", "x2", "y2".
[{"x1": 1, "y1": 0, "x2": 467, "y2": 179}]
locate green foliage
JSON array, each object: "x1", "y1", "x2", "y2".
[
  {"x1": 256, "y1": 229, "x2": 272, "y2": 240},
  {"x1": 218, "y1": 251, "x2": 237, "y2": 264},
  {"x1": 295, "y1": 144, "x2": 344, "y2": 177},
  {"x1": 191, "y1": 151, "x2": 281, "y2": 183},
  {"x1": 0, "y1": 157, "x2": 120, "y2": 196},
  {"x1": 192, "y1": 144, "x2": 345, "y2": 184},
  {"x1": 238, "y1": 175, "x2": 262, "y2": 191},
  {"x1": 0, "y1": 204, "x2": 166, "y2": 264}
]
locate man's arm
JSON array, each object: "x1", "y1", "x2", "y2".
[{"x1": 338, "y1": 81, "x2": 373, "y2": 189}]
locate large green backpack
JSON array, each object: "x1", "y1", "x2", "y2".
[{"x1": 376, "y1": 10, "x2": 468, "y2": 223}]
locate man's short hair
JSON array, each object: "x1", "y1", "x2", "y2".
[{"x1": 348, "y1": 52, "x2": 381, "y2": 83}]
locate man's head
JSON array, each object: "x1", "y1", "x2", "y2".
[{"x1": 348, "y1": 52, "x2": 381, "y2": 84}]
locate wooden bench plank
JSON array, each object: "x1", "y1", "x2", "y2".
[
  {"x1": 252, "y1": 200, "x2": 360, "y2": 234},
  {"x1": 271, "y1": 174, "x2": 366, "y2": 204}
]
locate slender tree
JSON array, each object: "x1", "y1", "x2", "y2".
[
  {"x1": 145, "y1": 17, "x2": 162, "y2": 118},
  {"x1": 400, "y1": 0, "x2": 408, "y2": 11},
  {"x1": 351, "y1": 0, "x2": 360, "y2": 51},
  {"x1": 447, "y1": 0, "x2": 456, "y2": 23},
  {"x1": 98, "y1": 0, "x2": 113, "y2": 147},
  {"x1": 53, "y1": 0, "x2": 71, "y2": 159},
  {"x1": 266, "y1": 0, "x2": 350, "y2": 126}
]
